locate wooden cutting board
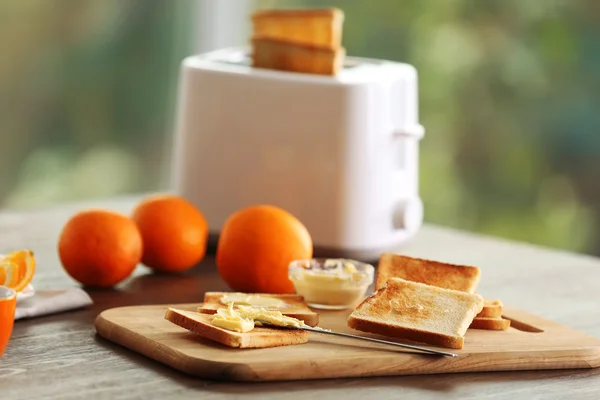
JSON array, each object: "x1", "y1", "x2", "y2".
[{"x1": 94, "y1": 303, "x2": 600, "y2": 382}]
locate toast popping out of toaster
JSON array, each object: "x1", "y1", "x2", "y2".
[{"x1": 250, "y1": 8, "x2": 345, "y2": 75}]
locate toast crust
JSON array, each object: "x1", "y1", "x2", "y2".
[
  {"x1": 250, "y1": 7, "x2": 345, "y2": 73},
  {"x1": 251, "y1": 8, "x2": 343, "y2": 19},
  {"x1": 165, "y1": 308, "x2": 308, "y2": 348},
  {"x1": 198, "y1": 292, "x2": 319, "y2": 327},
  {"x1": 376, "y1": 253, "x2": 481, "y2": 293},
  {"x1": 470, "y1": 317, "x2": 511, "y2": 331},
  {"x1": 251, "y1": 9, "x2": 344, "y2": 49},
  {"x1": 347, "y1": 315, "x2": 464, "y2": 349},
  {"x1": 477, "y1": 299, "x2": 503, "y2": 318}
]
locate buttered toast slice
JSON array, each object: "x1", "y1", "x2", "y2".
[
  {"x1": 197, "y1": 292, "x2": 319, "y2": 327},
  {"x1": 477, "y1": 299, "x2": 503, "y2": 318},
  {"x1": 251, "y1": 8, "x2": 344, "y2": 48},
  {"x1": 376, "y1": 253, "x2": 481, "y2": 293},
  {"x1": 347, "y1": 278, "x2": 484, "y2": 349},
  {"x1": 252, "y1": 37, "x2": 345, "y2": 76},
  {"x1": 165, "y1": 308, "x2": 309, "y2": 349}
]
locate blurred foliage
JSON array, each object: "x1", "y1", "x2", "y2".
[
  {"x1": 1, "y1": 0, "x2": 600, "y2": 256},
  {"x1": 0, "y1": 0, "x2": 194, "y2": 206}
]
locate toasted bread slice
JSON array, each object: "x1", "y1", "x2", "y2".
[
  {"x1": 469, "y1": 316, "x2": 511, "y2": 331},
  {"x1": 375, "y1": 253, "x2": 481, "y2": 293},
  {"x1": 347, "y1": 278, "x2": 484, "y2": 349},
  {"x1": 251, "y1": 37, "x2": 345, "y2": 76},
  {"x1": 251, "y1": 8, "x2": 344, "y2": 48},
  {"x1": 476, "y1": 299, "x2": 503, "y2": 318},
  {"x1": 197, "y1": 292, "x2": 319, "y2": 327},
  {"x1": 165, "y1": 308, "x2": 309, "y2": 348}
]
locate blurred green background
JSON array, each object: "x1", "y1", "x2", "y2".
[{"x1": 2, "y1": 0, "x2": 600, "y2": 256}]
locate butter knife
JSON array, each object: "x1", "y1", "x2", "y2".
[{"x1": 257, "y1": 322, "x2": 458, "y2": 357}]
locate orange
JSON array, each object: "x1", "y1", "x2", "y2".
[
  {"x1": 58, "y1": 209, "x2": 143, "y2": 287},
  {"x1": 0, "y1": 250, "x2": 36, "y2": 293},
  {"x1": 0, "y1": 286, "x2": 16, "y2": 358},
  {"x1": 216, "y1": 205, "x2": 312, "y2": 294},
  {"x1": 132, "y1": 194, "x2": 208, "y2": 273}
]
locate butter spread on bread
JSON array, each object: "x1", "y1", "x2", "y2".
[
  {"x1": 219, "y1": 293, "x2": 286, "y2": 308},
  {"x1": 212, "y1": 303, "x2": 307, "y2": 333},
  {"x1": 198, "y1": 292, "x2": 319, "y2": 327},
  {"x1": 211, "y1": 303, "x2": 255, "y2": 332}
]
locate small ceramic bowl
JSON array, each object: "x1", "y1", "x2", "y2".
[{"x1": 289, "y1": 258, "x2": 374, "y2": 310}]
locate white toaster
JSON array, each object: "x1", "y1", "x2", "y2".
[{"x1": 171, "y1": 47, "x2": 425, "y2": 261}]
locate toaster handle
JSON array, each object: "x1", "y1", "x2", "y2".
[
  {"x1": 390, "y1": 123, "x2": 424, "y2": 232},
  {"x1": 392, "y1": 197, "x2": 424, "y2": 232},
  {"x1": 390, "y1": 123, "x2": 424, "y2": 171}
]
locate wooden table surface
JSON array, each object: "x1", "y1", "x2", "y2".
[{"x1": 2, "y1": 196, "x2": 600, "y2": 399}]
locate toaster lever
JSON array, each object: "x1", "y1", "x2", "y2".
[
  {"x1": 393, "y1": 124, "x2": 425, "y2": 140},
  {"x1": 393, "y1": 198, "x2": 424, "y2": 232}
]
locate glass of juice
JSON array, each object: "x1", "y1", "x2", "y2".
[{"x1": 0, "y1": 286, "x2": 16, "y2": 357}]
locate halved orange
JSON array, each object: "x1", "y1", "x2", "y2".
[{"x1": 0, "y1": 250, "x2": 36, "y2": 293}]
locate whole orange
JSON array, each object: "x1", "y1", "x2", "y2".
[
  {"x1": 58, "y1": 209, "x2": 142, "y2": 287},
  {"x1": 132, "y1": 194, "x2": 208, "y2": 273},
  {"x1": 216, "y1": 205, "x2": 312, "y2": 293}
]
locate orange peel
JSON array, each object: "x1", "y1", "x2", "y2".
[{"x1": 0, "y1": 250, "x2": 36, "y2": 293}]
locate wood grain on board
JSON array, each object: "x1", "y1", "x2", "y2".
[{"x1": 95, "y1": 303, "x2": 600, "y2": 382}]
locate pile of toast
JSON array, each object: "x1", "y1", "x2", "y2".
[
  {"x1": 250, "y1": 8, "x2": 346, "y2": 75},
  {"x1": 373, "y1": 254, "x2": 510, "y2": 332},
  {"x1": 348, "y1": 253, "x2": 510, "y2": 349},
  {"x1": 165, "y1": 253, "x2": 510, "y2": 350}
]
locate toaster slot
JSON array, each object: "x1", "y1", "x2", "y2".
[{"x1": 208, "y1": 50, "x2": 368, "y2": 70}]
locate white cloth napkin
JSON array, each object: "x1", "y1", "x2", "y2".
[{"x1": 15, "y1": 288, "x2": 93, "y2": 320}]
